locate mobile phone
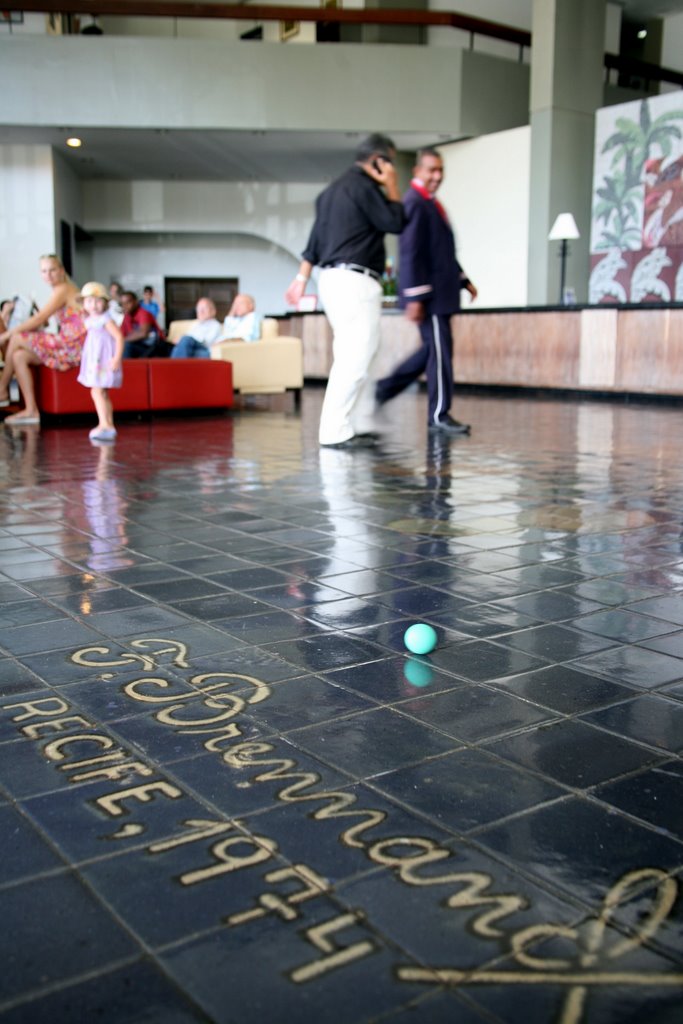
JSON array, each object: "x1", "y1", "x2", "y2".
[{"x1": 373, "y1": 156, "x2": 392, "y2": 172}]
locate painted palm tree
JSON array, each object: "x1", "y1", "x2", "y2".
[{"x1": 593, "y1": 98, "x2": 683, "y2": 250}]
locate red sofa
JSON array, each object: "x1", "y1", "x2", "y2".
[{"x1": 34, "y1": 359, "x2": 233, "y2": 415}]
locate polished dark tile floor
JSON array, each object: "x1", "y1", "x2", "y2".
[{"x1": 1, "y1": 389, "x2": 682, "y2": 1023}]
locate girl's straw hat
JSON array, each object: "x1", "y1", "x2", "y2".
[{"x1": 80, "y1": 282, "x2": 109, "y2": 301}]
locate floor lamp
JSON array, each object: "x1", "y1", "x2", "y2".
[{"x1": 548, "y1": 213, "x2": 580, "y2": 304}]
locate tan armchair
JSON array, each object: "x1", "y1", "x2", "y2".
[{"x1": 167, "y1": 317, "x2": 303, "y2": 405}]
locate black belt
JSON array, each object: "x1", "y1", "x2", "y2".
[{"x1": 323, "y1": 262, "x2": 382, "y2": 283}]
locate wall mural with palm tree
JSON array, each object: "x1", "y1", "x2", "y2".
[{"x1": 590, "y1": 92, "x2": 683, "y2": 304}]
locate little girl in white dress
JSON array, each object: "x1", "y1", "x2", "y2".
[{"x1": 78, "y1": 282, "x2": 124, "y2": 441}]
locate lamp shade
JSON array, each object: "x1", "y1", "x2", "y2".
[{"x1": 548, "y1": 213, "x2": 580, "y2": 241}]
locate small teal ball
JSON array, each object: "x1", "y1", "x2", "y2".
[{"x1": 404, "y1": 623, "x2": 437, "y2": 655}]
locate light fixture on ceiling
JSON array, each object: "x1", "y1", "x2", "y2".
[
  {"x1": 66, "y1": 137, "x2": 82, "y2": 148},
  {"x1": 637, "y1": 28, "x2": 647, "y2": 39}
]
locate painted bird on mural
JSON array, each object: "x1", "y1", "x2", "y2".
[
  {"x1": 644, "y1": 156, "x2": 683, "y2": 187},
  {"x1": 643, "y1": 156, "x2": 683, "y2": 247}
]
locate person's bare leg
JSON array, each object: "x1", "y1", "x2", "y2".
[
  {"x1": 0, "y1": 334, "x2": 21, "y2": 402},
  {"x1": 4, "y1": 348, "x2": 42, "y2": 422},
  {"x1": 91, "y1": 387, "x2": 114, "y2": 430}
]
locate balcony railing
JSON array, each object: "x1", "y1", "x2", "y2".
[{"x1": 6, "y1": 1, "x2": 683, "y2": 88}]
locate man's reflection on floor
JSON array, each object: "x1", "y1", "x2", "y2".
[
  {"x1": 314, "y1": 435, "x2": 462, "y2": 687},
  {"x1": 306, "y1": 444, "x2": 389, "y2": 628},
  {"x1": 421, "y1": 430, "x2": 459, "y2": 546},
  {"x1": 397, "y1": 433, "x2": 460, "y2": 690}
]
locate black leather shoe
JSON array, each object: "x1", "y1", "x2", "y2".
[
  {"x1": 428, "y1": 415, "x2": 471, "y2": 436},
  {"x1": 320, "y1": 434, "x2": 378, "y2": 450}
]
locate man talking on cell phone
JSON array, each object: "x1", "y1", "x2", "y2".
[{"x1": 285, "y1": 133, "x2": 405, "y2": 449}]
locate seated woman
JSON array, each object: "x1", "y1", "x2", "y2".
[
  {"x1": 222, "y1": 294, "x2": 261, "y2": 342},
  {"x1": 0, "y1": 254, "x2": 85, "y2": 425}
]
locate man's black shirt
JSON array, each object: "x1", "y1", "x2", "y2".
[{"x1": 302, "y1": 165, "x2": 405, "y2": 275}]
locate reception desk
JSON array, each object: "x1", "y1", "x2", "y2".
[{"x1": 279, "y1": 306, "x2": 683, "y2": 396}]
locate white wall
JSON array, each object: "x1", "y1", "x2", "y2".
[
  {"x1": 82, "y1": 179, "x2": 323, "y2": 261},
  {"x1": 427, "y1": 0, "x2": 532, "y2": 55},
  {"x1": 90, "y1": 232, "x2": 301, "y2": 317},
  {"x1": 605, "y1": 3, "x2": 621, "y2": 54},
  {"x1": 429, "y1": 0, "x2": 532, "y2": 27},
  {"x1": 259, "y1": 0, "x2": 317, "y2": 45},
  {"x1": 99, "y1": 15, "x2": 241, "y2": 40},
  {"x1": 427, "y1": 1, "x2": 621, "y2": 59},
  {"x1": 0, "y1": 144, "x2": 56, "y2": 303},
  {"x1": 80, "y1": 127, "x2": 533, "y2": 315},
  {"x1": 662, "y1": 12, "x2": 683, "y2": 74},
  {"x1": 439, "y1": 126, "x2": 530, "y2": 308},
  {"x1": 79, "y1": 178, "x2": 325, "y2": 315},
  {"x1": 52, "y1": 151, "x2": 84, "y2": 279},
  {"x1": 0, "y1": 36, "x2": 467, "y2": 139},
  {"x1": 0, "y1": 13, "x2": 46, "y2": 35},
  {"x1": 100, "y1": 0, "x2": 324, "y2": 43}
]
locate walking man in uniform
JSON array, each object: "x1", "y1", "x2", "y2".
[
  {"x1": 375, "y1": 147, "x2": 477, "y2": 435},
  {"x1": 285, "y1": 133, "x2": 405, "y2": 449}
]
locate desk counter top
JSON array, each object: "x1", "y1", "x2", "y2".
[{"x1": 280, "y1": 307, "x2": 683, "y2": 396}]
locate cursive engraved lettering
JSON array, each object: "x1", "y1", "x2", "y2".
[{"x1": 398, "y1": 868, "x2": 683, "y2": 1024}]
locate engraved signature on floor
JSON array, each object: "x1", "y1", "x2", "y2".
[{"x1": 3, "y1": 636, "x2": 680, "y2": 1024}]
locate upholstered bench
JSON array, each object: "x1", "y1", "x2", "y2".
[
  {"x1": 34, "y1": 359, "x2": 233, "y2": 415},
  {"x1": 167, "y1": 318, "x2": 303, "y2": 405},
  {"x1": 147, "y1": 359, "x2": 233, "y2": 410}
]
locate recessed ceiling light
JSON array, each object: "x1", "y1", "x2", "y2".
[{"x1": 66, "y1": 137, "x2": 82, "y2": 148}]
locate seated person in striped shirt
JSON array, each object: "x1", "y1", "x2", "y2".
[{"x1": 171, "y1": 297, "x2": 224, "y2": 358}]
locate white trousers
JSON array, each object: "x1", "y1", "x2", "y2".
[{"x1": 317, "y1": 267, "x2": 383, "y2": 445}]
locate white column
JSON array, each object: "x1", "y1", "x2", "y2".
[{"x1": 527, "y1": 0, "x2": 606, "y2": 304}]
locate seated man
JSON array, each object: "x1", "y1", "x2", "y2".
[
  {"x1": 171, "y1": 297, "x2": 223, "y2": 359},
  {"x1": 121, "y1": 290, "x2": 169, "y2": 358},
  {"x1": 222, "y1": 293, "x2": 261, "y2": 342}
]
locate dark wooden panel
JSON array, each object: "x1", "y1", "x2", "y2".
[{"x1": 165, "y1": 277, "x2": 237, "y2": 324}]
